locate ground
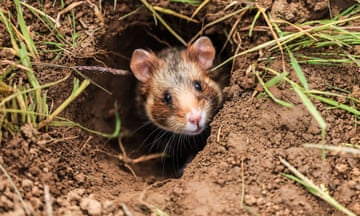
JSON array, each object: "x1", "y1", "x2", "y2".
[{"x1": 0, "y1": 0, "x2": 360, "y2": 215}]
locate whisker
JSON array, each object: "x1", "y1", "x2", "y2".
[{"x1": 148, "y1": 129, "x2": 168, "y2": 153}]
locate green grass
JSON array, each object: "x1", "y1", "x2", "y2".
[
  {"x1": 280, "y1": 157, "x2": 356, "y2": 216},
  {"x1": 247, "y1": 4, "x2": 359, "y2": 215},
  {"x1": 215, "y1": 4, "x2": 360, "y2": 146},
  {"x1": 1, "y1": 1, "x2": 359, "y2": 215},
  {"x1": 0, "y1": 3, "x2": 48, "y2": 136},
  {"x1": 205, "y1": 3, "x2": 359, "y2": 214},
  {"x1": 0, "y1": 1, "x2": 121, "y2": 141}
]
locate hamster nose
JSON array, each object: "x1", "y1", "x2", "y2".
[{"x1": 188, "y1": 110, "x2": 202, "y2": 125}]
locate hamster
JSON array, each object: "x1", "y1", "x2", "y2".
[{"x1": 130, "y1": 36, "x2": 223, "y2": 136}]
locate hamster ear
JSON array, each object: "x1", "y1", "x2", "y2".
[
  {"x1": 187, "y1": 36, "x2": 215, "y2": 70},
  {"x1": 130, "y1": 49, "x2": 159, "y2": 83}
]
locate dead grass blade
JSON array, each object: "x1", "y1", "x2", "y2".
[
  {"x1": 0, "y1": 163, "x2": 31, "y2": 215},
  {"x1": 140, "y1": 0, "x2": 187, "y2": 46},
  {"x1": 154, "y1": 6, "x2": 198, "y2": 23},
  {"x1": 55, "y1": 1, "x2": 85, "y2": 27},
  {"x1": 304, "y1": 144, "x2": 360, "y2": 154},
  {"x1": 255, "y1": 4, "x2": 286, "y2": 72},
  {"x1": 191, "y1": 7, "x2": 249, "y2": 44},
  {"x1": 14, "y1": 0, "x2": 39, "y2": 58},
  {"x1": 191, "y1": 0, "x2": 209, "y2": 18}
]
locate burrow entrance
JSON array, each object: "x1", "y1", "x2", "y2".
[{"x1": 76, "y1": 13, "x2": 232, "y2": 177}]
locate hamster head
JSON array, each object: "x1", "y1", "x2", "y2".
[{"x1": 130, "y1": 36, "x2": 223, "y2": 136}]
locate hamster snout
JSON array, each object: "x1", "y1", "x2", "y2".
[
  {"x1": 130, "y1": 36, "x2": 223, "y2": 136},
  {"x1": 185, "y1": 108, "x2": 206, "y2": 134}
]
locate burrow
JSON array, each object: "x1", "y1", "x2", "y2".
[{"x1": 74, "y1": 4, "x2": 233, "y2": 177}]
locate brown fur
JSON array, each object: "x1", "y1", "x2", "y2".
[{"x1": 132, "y1": 37, "x2": 223, "y2": 135}]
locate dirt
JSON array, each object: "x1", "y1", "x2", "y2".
[{"x1": 1, "y1": 0, "x2": 360, "y2": 215}]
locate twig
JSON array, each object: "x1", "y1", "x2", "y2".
[
  {"x1": 31, "y1": 62, "x2": 132, "y2": 76},
  {"x1": 121, "y1": 203, "x2": 133, "y2": 216},
  {"x1": 44, "y1": 185, "x2": 53, "y2": 216},
  {"x1": 117, "y1": 139, "x2": 166, "y2": 178},
  {"x1": 80, "y1": 136, "x2": 93, "y2": 151},
  {"x1": 73, "y1": 65, "x2": 131, "y2": 75}
]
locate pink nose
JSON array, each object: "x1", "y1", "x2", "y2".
[{"x1": 188, "y1": 112, "x2": 201, "y2": 125}]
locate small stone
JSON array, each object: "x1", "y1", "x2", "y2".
[
  {"x1": 351, "y1": 202, "x2": 360, "y2": 215},
  {"x1": 244, "y1": 194, "x2": 257, "y2": 205},
  {"x1": 30, "y1": 197, "x2": 42, "y2": 209},
  {"x1": 0, "y1": 195, "x2": 14, "y2": 208},
  {"x1": 102, "y1": 200, "x2": 115, "y2": 214},
  {"x1": 74, "y1": 173, "x2": 86, "y2": 184},
  {"x1": 0, "y1": 182, "x2": 6, "y2": 192},
  {"x1": 173, "y1": 186, "x2": 183, "y2": 195},
  {"x1": 32, "y1": 186, "x2": 41, "y2": 197},
  {"x1": 22, "y1": 179, "x2": 33, "y2": 191},
  {"x1": 352, "y1": 168, "x2": 360, "y2": 177},
  {"x1": 58, "y1": 205, "x2": 82, "y2": 216},
  {"x1": 80, "y1": 196, "x2": 102, "y2": 216},
  {"x1": 335, "y1": 164, "x2": 348, "y2": 173},
  {"x1": 67, "y1": 189, "x2": 85, "y2": 203}
]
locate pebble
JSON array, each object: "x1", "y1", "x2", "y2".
[
  {"x1": 32, "y1": 186, "x2": 41, "y2": 197},
  {"x1": 58, "y1": 205, "x2": 82, "y2": 216},
  {"x1": 244, "y1": 194, "x2": 257, "y2": 205},
  {"x1": 0, "y1": 195, "x2": 14, "y2": 208},
  {"x1": 0, "y1": 182, "x2": 6, "y2": 192},
  {"x1": 67, "y1": 189, "x2": 85, "y2": 203},
  {"x1": 102, "y1": 200, "x2": 115, "y2": 215},
  {"x1": 22, "y1": 179, "x2": 33, "y2": 191},
  {"x1": 335, "y1": 163, "x2": 348, "y2": 173},
  {"x1": 74, "y1": 173, "x2": 86, "y2": 184},
  {"x1": 80, "y1": 196, "x2": 102, "y2": 216},
  {"x1": 352, "y1": 202, "x2": 360, "y2": 215}
]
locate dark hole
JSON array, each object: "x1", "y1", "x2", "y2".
[{"x1": 78, "y1": 20, "x2": 231, "y2": 178}]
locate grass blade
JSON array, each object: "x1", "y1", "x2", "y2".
[
  {"x1": 287, "y1": 47, "x2": 309, "y2": 90},
  {"x1": 49, "y1": 106, "x2": 121, "y2": 139},
  {"x1": 256, "y1": 71, "x2": 294, "y2": 108},
  {"x1": 38, "y1": 78, "x2": 90, "y2": 129},
  {"x1": 292, "y1": 84, "x2": 326, "y2": 140},
  {"x1": 140, "y1": 0, "x2": 186, "y2": 46},
  {"x1": 154, "y1": 6, "x2": 198, "y2": 23},
  {"x1": 280, "y1": 157, "x2": 356, "y2": 216},
  {"x1": 304, "y1": 144, "x2": 360, "y2": 154},
  {"x1": 264, "y1": 71, "x2": 288, "y2": 88},
  {"x1": 14, "y1": 0, "x2": 39, "y2": 58},
  {"x1": 0, "y1": 163, "x2": 31, "y2": 215},
  {"x1": 310, "y1": 94, "x2": 360, "y2": 116}
]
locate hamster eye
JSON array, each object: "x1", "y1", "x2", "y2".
[
  {"x1": 193, "y1": 81, "x2": 203, "y2": 92},
  {"x1": 163, "y1": 91, "x2": 172, "y2": 105}
]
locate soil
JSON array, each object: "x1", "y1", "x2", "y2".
[{"x1": 1, "y1": 0, "x2": 360, "y2": 215}]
